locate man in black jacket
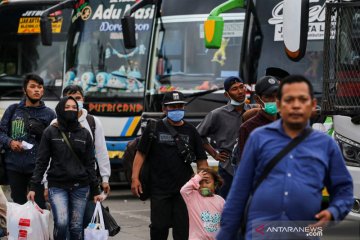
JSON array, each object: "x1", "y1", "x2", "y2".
[{"x1": 131, "y1": 91, "x2": 208, "y2": 240}]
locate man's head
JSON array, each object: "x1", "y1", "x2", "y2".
[
  {"x1": 277, "y1": 75, "x2": 316, "y2": 130},
  {"x1": 63, "y1": 85, "x2": 85, "y2": 110},
  {"x1": 223, "y1": 76, "x2": 246, "y2": 105},
  {"x1": 162, "y1": 91, "x2": 187, "y2": 122},
  {"x1": 23, "y1": 73, "x2": 44, "y2": 104},
  {"x1": 255, "y1": 76, "x2": 279, "y2": 115}
]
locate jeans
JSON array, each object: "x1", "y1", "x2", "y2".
[
  {"x1": 7, "y1": 170, "x2": 46, "y2": 209},
  {"x1": 218, "y1": 166, "x2": 233, "y2": 200},
  {"x1": 150, "y1": 193, "x2": 189, "y2": 240},
  {"x1": 48, "y1": 186, "x2": 89, "y2": 240}
]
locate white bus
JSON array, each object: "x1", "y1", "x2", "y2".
[{"x1": 0, "y1": 0, "x2": 71, "y2": 116}]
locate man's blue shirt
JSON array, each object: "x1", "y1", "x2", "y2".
[{"x1": 217, "y1": 119, "x2": 353, "y2": 240}]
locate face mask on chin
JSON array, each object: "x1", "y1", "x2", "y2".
[
  {"x1": 25, "y1": 92, "x2": 41, "y2": 104},
  {"x1": 230, "y1": 98, "x2": 245, "y2": 106}
]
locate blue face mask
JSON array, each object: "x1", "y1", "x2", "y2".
[
  {"x1": 77, "y1": 101, "x2": 84, "y2": 111},
  {"x1": 167, "y1": 110, "x2": 185, "y2": 122}
]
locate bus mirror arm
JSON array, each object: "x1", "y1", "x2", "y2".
[
  {"x1": 40, "y1": 0, "x2": 77, "y2": 46},
  {"x1": 204, "y1": 0, "x2": 245, "y2": 49},
  {"x1": 121, "y1": 0, "x2": 158, "y2": 49}
]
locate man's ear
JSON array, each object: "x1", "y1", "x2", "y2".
[
  {"x1": 254, "y1": 95, "x2": 262, "y2": 105},
  {"x1": 224, "y1": 91, "x2": 229, "y2": 99}
]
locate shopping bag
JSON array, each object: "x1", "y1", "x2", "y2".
[
  {"x1": 84, "y1": 201, "x2": 120, "y2": 236},
  {"x1": 7, "y1": 201, "x2": 50, "y2": 240},
  {"x1": 84, "y1": 201, "x2": 109, "y2": 240},
  {"x1": 102, "y1": 205, "x2": 120, "y2": 236}
]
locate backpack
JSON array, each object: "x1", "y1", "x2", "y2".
[
  {"x1": 86, "y1": 114, "x2": 96, "y2": 142},
  {"x1": 123, "y1": 119, "x2": 157, "y2": 185}
]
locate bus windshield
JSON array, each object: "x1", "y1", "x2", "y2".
[
  {"x1": 150, "y1": 14, "x2": 244, "y2": 94},
  {"x1": 248, "y1": 0, "x2": 325, "y2": 94},
  {"x1": 65, "y1": 0, "x2": 155, "y2": 99},
  {"x1": 0, "y1": 4, "x2": 70, "y2": 100}
]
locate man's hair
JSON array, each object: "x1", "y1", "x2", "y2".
[
  {"x1": 23, "y1": 73, "x2": 44, "y2": 89},
  {"x1": 198, "y1": 167, "x2": 224, "y2": 188},
  {"x1": 62, "y1": 85, "x2": 84, "y2": 97},
  {"x1": 277, "y1": 75, "x2": 314, "y2": 100}
]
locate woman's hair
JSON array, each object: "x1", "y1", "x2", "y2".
[{"x1": 197, "y1": 167, "x2": 223, "y2": 188}]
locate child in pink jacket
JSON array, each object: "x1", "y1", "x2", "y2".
[{"x1": 180, "y1": 168, "x2": 225, "y2": 240}]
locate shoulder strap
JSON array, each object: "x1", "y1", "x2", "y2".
[
  {"x1": 7, "y1": 104, "x2": 19, "y2": 135},
  {"x1": 252, "y1": 128, "x2": 313, "y2": 193},
  {"x1": 60, "y1": 130, "x2": 82, "y2": 165},
  {"x1": 86, "y1": 114, "x2": 96, "y2": 141},
  {"x1": 144, "y1": 119, "x2": 158, "y2": 156},
  {"x1": 162, "y1": 118, "x2": 179, "y2": 138}
]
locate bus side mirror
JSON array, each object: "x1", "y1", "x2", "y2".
[
  {"x1": 122, "y1": 16, "x2": 136, "y2": 49},
  {"x1": 204, "y1": 16, "x2": 224, "y2": 49},
  {"x1": 283, "y1": 0, "x2": 309, "y2": 61},
  {"x1": 40, "y1": 17, "x2": 53, "y2": 46}
]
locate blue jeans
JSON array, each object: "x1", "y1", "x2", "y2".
[{"x1": 49, "y1": 186, "x2": 89, "y2": 240}]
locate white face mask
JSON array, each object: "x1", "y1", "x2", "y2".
[
  {"x1": 230, "y1": 98, "x2": 245, "y2": 106},
  {"x1": 77, "y1": 101, "x2": 84, "y2": 110}
]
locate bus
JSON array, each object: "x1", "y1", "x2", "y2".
[
  {"x1": 204, "y1": 0, "x2": 360, "y2": 220},
  {"x1": 123, "y1": 0, "x2": 245, "y2": 120},
  {"x1": 40, "y1": 0, "x2": 245, "y2": 181},
  {"x1": 0, "y1": 0, "x2": 71, "y2": 117}
]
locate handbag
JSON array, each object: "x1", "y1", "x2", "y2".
[
  {"x1": 240, "y1": 128, "x2": 313, "y2": 235},
  {"x1": 84, "y1": 201, "x2": 109, "y2": 240}
]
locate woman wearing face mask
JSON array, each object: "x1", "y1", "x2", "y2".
[
  {"x1": 180, "y1": 168, "x2": 224, "y2": 240},
  {"x1": 27, "y1": 96, "x2": 102, "y2": 240}
]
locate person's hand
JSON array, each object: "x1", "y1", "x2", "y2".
[
  {"x1": 308, "y1": 210, "x2": 332, "y2": 228},
  {"x1": 214, "y1": 151, "x2": 230, "y2": 162},
  {"x1": 198, "y1": 170, "x2": 207, "y2": 179},
  {"x1": 44, "y1": 188, "x2": 49, "y2": 202},
  {"x1": 93, "y1": 194, "x2": 103, "y2": 203},
  {"x1": 10, "y1": 140, "x2": 23, "y2": 152},
  {"x1": 102, "y1": 182, "x2": 110, "y2": 195},
  {"x1": 131, "y1": 178, "x2": 142, "y2": 198},
  {"x1": 27, "y1": 191, "x2": 36, "y2": 202}
]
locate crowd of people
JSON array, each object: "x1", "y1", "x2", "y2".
[{"x1": 0, "y1": 72, "x2": 355, "y2": 239}]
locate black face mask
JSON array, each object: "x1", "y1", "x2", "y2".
[
  {"x1": 63, "y1": 111, "x2": 78, "y2": 123},
  {"x1": 25, "y1": 92, "x2": 41, "y2": 104}
]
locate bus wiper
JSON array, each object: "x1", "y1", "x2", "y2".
[{"x1": 185, "y1": 88, "x2": 224, "y2": 105}]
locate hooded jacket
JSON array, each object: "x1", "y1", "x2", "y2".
[
  {"x1": 0, "y1": 99, "x2": 56, "y2": 173},
  {"x1": 30, "y1": 97, "x2": 100, "y2": 196}
]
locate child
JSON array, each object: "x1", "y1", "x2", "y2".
[{"x1": 180, "y1": 168, "x2": 225, "y2": 240}]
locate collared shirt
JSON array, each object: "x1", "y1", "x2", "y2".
[
  {"x1": 217, "y1": 119, "x2": 354, "y2": 240},
  {"x1": 236, "y1": 111, "x2": 274, "y2": 166},
  {"x1": 197, "y1": 103, "x2": 252, "y2": 175}
]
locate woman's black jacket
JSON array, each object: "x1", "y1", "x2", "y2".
[{"x1": 30, "y1": 123, "x2": 100, "y2": 196}]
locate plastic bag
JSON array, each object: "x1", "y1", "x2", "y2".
[
  {"x1": 84, "y1": 201, "x2": 109, "y2": 240},
  {"x1": 7, "y1": 201, "x2": 50, "y2": 240}
]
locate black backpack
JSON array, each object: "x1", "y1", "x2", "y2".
[{"x1": 123, "y1": 119, "x2": 157, "y2": 185}]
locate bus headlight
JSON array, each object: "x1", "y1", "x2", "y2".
[{"x1": 334, "y1": 133, "x2": 360, "y2": 167}]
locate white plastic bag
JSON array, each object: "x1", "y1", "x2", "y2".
[
  {"x1": 7, "y1": 201, "x2": 50, "y2": 240},
  {"x1": 84, "y1": 201, "x2": 109, "y2": 240}
]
